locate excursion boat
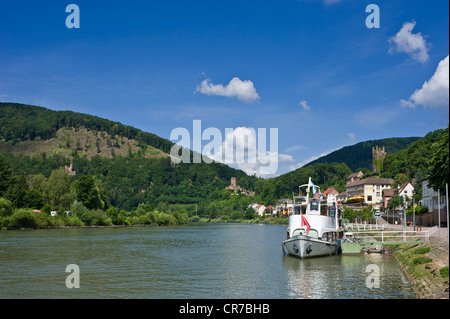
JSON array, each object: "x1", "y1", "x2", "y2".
[{"x1": 282, "y1": 178, "x2": 344, "y2": 259}]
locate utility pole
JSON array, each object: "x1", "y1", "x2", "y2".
[
  {"x1": 438, "y1": 189, "x2": 441, "y2": 238},
  {"x1": 446, "y1": 183, "x2": 449, "y2": 244}
]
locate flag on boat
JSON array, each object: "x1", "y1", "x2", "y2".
[
  {"x1": 311, "y1": 183, "x2": 317, "y2": 195},
  {"x1": 301, "y1": 215, "x2": 310, "y2": 234}
]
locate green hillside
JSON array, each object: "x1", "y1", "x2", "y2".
[
  {"x1": 1, "y1": 102, "x2": 446, "y2": 230},
  {"x1": 0, "y1": 102, "x2": 259, "y2": 214},
  {"x1": 305, "y1": 137, "x2": 421, "y2": 171},
  {"x1": 0, "y1": 102, "x2": 173, "y2": 155}
]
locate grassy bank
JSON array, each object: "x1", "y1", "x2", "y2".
[
  {"x1": 189, "y1": 215, "x2": 289, "y2": 225},
  {"x1": 389, "y1": 242, "x2": 449, "y2": 299}
]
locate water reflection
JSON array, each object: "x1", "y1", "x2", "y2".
[
  {"x1": 282, "y1": 254, "x2": 415, "y2": 299},
  {"x1": 0, "y1": 224, "x2": 415, "y2": 299}
]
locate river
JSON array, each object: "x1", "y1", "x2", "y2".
[{"x1": 0, "y1": 223, "x2": 415, "y2": 299}]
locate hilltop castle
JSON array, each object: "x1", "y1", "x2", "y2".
[
  {"x1": 372, "y1": 146, "x2": 386, "y2": 172},
  {"x1": 225, "y1": 177, "x2": 255, "y2": 196}
]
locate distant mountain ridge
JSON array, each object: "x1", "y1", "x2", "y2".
[
  {"x1": 1, "y1": 102, "x2": 421, "y2": 174},
  {"x1": 304, "y1": 137, "x2": 421, "y2": 172}
]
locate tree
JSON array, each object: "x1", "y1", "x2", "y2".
[
  {"x1": 387, "y1": 195, "x2": 404, "y2": 211},
  {"x1": 7, "y1": 174, "x2": 29, "y2": 208},
  {"x1": 428, "y1": 125, "x2": 449, "y2": 193},
  {"x1": 208, "y1": 203, "x2": 218, "y2": 219},
  {"x1": 44, "y1": 168, "x2": 75, "y2": 210},
  {"x1": 244, "y1": 207, "x2": 256, "y2": 220},
  {"x1": 74, "y1": 175, "x2": 102, "y2": 210},
  {"x1": 0, "y1": 198, "x2": 13, "y2": 217},
  {"x1": 0, "y1": 155, "x2": 14, "y2": 197},
  {"x1": 392, "y1": 173, "x2": 409, "y2": 188}
]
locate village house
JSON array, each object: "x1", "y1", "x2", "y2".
[
  {"x1": 276, "y1": 198, "x2": 294, "y2": 216},
  {"x1": 346, "y1": 171, "x2": 363, "y2": 186},
  {"x1": 256, "y1": 204, "x2": 266, "y2": 216},
  {"x1": 421, "y1": 179, "x2": 447, "y2": 227},
  {"x1": 346, "y1": 176, "x2": 393, "y2": 207},
  {"x1": 397, "y1": 182, "x2": 414, "y2": 199},
  {"x1": 382, "y1": 188, "x2": 395, "y2": 212},
  {"x1": 323, "y1": 187, "x2": 339, "y2": 199}
]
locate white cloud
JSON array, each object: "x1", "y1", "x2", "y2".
[
  {"x1": 299, "y1": 100, "x2": 311, "y2": 111},
  {"x1": 348, "y1": 132, "x2": 355, "y2": 141},
  {"x1": 401, "y1": 55, "x2": 449, "y2": 109},
  {"x1": 204, "y1": 127, "x2": 292, "y2": 177},
  {"x1": 388, "y1": 21, "x2": 430, "y2": 63},
  {"x1": 196, "y1": 77, "x2": 260, "y2": 103}
]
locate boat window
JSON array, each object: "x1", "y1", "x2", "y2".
[
  {"x1": 292, "y1": 228, "x2": 304, "y2": 237},
  {"x1": 328, "y1": 207, "x2": 336, "y2": 218},
  {"x1": 320, "y1": 204, "x2": 327, "y2": 216},
  {"x1": 308, "y1": 229, "x2": 319, "y2": 238},
  {"x1": 309, "y1": 199, "x2": 319, "y2": 212},
  {"x1": 294, "y1": 206, "x2": 301, "y2": 215}
]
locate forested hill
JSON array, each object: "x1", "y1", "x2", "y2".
[
  {"x1": 0, "y1": 102, "x2": 258, "y2": 211},
  {"x1": 0, "y1": 102, "x2": 174, "y2": 155},
  {"x1": 304, "y1": 137, "x2": 421, "y2": 171}
]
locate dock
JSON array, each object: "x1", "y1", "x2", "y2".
[{"x1": 341, "y1": 226, "x2": 438, "y2": 255}]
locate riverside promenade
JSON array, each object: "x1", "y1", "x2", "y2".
[{"x1": 382, "y1": 222, "x2": 449, "y2": 299}]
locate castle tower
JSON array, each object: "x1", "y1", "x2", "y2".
[
  {"x1": 230, "y1": 177, "x2": 237, "y2": 189},
  {"x1": 372, "y1": 146, "x2": 386, "y2": 172}
]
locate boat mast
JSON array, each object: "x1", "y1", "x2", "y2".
[{"x1": 305, "y1": 177, "x2": 311, "y2": 217}]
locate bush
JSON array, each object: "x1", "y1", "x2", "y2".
[
  {"x1": 189, "y1": 215, "x2": 200, "y2": 222},
  {"x1": 72, "y1": 201, "x2": 111, "y2": 226},
  {"x1": 66, "y1": 216, "x2": 84, "y2": 227},
  {"x1": 412, "y1": 246, "x2": 430, "y2": 254},
  {"x1": 440, "y1": 267, "x2": 449, "y2": 277},
  {"x1": 412, "y1": 256, "x2": 433, "y2": 265},
  {"x1": 12, "y1": 210, "x2": 37, "y2": 228},
  {"x1": 0, "y1": 216, "x2": 14, "y2": 230},
  {"x1": 32, "y1": 211, "x2": 49, "y2": 228},
  {"x1": 155, "y1": 212, "x2": 174, "y2": 225},
  {"x1": 138, "y1": 215, "x2": 149, "y2": 225},
  {"x1": 0, "y1": 198, "x2": 13, "y2": 217}
]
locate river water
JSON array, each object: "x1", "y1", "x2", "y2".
[{"x1": 0, "y1": 223, "x2": 415, "y2": 299}]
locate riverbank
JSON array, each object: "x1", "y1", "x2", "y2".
[
  {"x1": 190, "y1": 216, "x2": 289, "y2": 225},
  {"x1": 390, "y1": 234, "x2": 449, "y2": 299}
]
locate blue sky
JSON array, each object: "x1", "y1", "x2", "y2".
[{"x1": 1, "y1": 0, "x2": 448, "y2": 177}]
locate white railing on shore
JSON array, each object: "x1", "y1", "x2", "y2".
[
  {"x1": 345, "y1": 223, "x2": 385, "y2": 231},
  {"x1": 347, "y1": 226, "x2": 438, "y2": 243}
]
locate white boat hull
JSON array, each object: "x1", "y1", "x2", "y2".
[{"x1": 283, "y1": 235, "x2": 339, "y2": 259}]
